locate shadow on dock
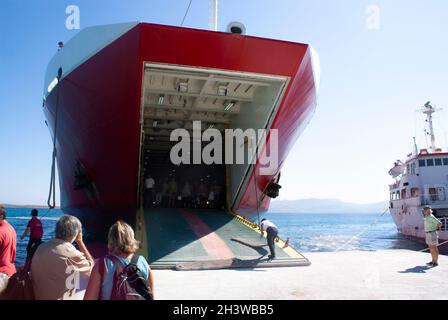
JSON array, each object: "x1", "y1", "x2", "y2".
[{"x1": 398, "y1": 265, "x2": 433, "y2": 274}]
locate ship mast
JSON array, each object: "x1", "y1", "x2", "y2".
[
  {"x1": 210, "y1": 0, "x2": 218, "y2": 31},
  {"x1": 420, "y1": 101, "x2": 438, "y2": 151},
  {"x1": 413, "y1": 136, "x2": 418, "y2": 155}
]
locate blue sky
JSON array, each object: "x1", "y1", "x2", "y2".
[{"x1": 1, "y1": 0, "x2": 447, "y2": 205}]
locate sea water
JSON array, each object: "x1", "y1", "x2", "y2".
[
  {"x1": 264, "y1": 212, "x2": 427, "y2": 253},
  {"x1": 5, "y1": 208, "x2": 425, "y2": 266},
  {"x1": 6, "y1": 208, "x2": 63, "y2": 265}
]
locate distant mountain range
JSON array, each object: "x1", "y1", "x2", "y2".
[
  {"x1": 3, "y1": 199, "x2": 387, "y2": 214},
  {"x1": 269, "y1": 198, "x2": 389, "y2": 214}
]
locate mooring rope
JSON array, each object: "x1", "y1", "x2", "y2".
[
  {"x1": 419, "y1": 239, "x2": 448, "y2": 252},
  {"x1": 180, "y1": 0, "x2": 193, "y2": 27},
  {"x1": 335, "y1": 207, "x2": 390, "y2": 252},
  {"x1": 46, "y1": 68, "x2": 63, "y2": 210},
  {"x1": 335, "y1": 206, "x2": 448, "y2": 253}
]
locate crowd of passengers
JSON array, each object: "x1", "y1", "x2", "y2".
[
  {"x1": 0, "y1": 206, "x2": 154, "y2": 300},
  {"x1": 144, "y1": 173, "x2": 225, "y2": 209}
]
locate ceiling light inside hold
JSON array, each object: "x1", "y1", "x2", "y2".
[
  {"x1": 218, "y1": 86, "x2": 228, "y2": 96},
  {"x1": 177, "y1": 82, "x2": 188, "y2": 93},
  {"x1": 158, "y1": 94, "x2": 165, "y2": 105},
  {"x1": 224, "y1": 100, "x2": 236, "y2": 111}
]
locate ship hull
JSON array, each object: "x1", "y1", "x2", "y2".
[
  {"x1": 390, "y1": 201, "x2": 448, "y2": 242},
  {"x1": 43, "y1": 23, "x2": 318, "y2": 241}
]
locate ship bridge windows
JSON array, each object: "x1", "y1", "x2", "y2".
[
  {"x1": 419, "y1": 159, "x2": 426, "y2": 167},
  {"x1": 418, "y1": 158, "x2": 448, "y2": 167}
]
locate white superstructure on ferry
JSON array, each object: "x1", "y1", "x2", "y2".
[{"x1": 389, "y1": 102, "x2": 448, "y2": 241}]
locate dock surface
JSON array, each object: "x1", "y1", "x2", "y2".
[{"x1": 153, "y1": 249, "x2": 448, "y2": 300}]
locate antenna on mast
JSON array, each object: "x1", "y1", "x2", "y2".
[
  {"x1": 413, "y1": 136, "x2": 418, "y2": 155},
  {"x1": 418, "y1": 101, "x2": 442, "y2": 151},
  {"x1": 209, "y1": 0, "x2": 218, "y2": 31}
]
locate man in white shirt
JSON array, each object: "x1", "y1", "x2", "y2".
[
  {"x1": 260, "y1": 218, "x2": 278, "y2": 260},
  {"x1": 144, "y1": 175, "x2": 155, "y2": 207}
]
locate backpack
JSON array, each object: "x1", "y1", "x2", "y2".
[
  {"x1": 100, "y1": 255, "x2": 153, "y2": 300},
  {"x1": 1, "y1": 268, "x2": 35, "y2": 300}
]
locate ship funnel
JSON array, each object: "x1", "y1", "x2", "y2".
[{"x1": 226, "y1": 22, "x2": 246, "y2": 35}]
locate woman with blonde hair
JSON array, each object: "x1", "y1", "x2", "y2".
[{"x1": 84, "y1": 220, "x2": 154, "y2": 300}]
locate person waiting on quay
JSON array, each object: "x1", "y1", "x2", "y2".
[
  {"x1": 84, "y1": 220, "x2": 154, "y2": 300},
  {"x1": 31, "y1": 215, "x2": 94, "y2": 300},
  {"x1": 20, "y1": 209, "x2": 43, "y2": 269},
  {"x1": 423, "y1": 205, "x2": 443, "y2": 267},
  {"x1": 0, "y1": 206, "x2": 17, "y2": 298},
  {"x1": 260, "y1": 218, "x2": 279, "y2": 260}
]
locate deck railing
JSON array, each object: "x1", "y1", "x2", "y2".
[{"x1": 439, "y1": 217, "x2": 448, "y2": 232}]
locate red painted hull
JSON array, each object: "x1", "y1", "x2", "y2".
[{"x1": 43, "y1": 23, "x2": 317, "y2": 237}]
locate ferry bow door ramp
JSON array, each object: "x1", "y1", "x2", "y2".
[{"x1": 138, "y1": 64, "x2": 291, "y2": 268}]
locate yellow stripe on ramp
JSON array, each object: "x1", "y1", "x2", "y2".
[
  {"x1": 229, "y1": 211, "x2": 305, "y2": 259},
  {"x1": 136, "y1": 206, "x2": 149, "y2": 258}
]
